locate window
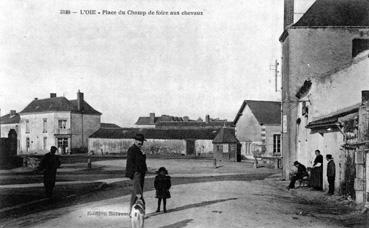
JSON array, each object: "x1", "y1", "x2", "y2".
[
  {"x1": 58, "y1": 120, "x2": 67, "y2": 129},
  {"x1": 25, "y1": 120, "x2": 30, "y2": 133},
  {"x1": 352, "y1": 39, "x2": 369, "y2": 58},
  {"x1": 43, "y1": 118, "x2": 47, "y2": 133},
  {"x1": 216, "y1": 145, "x2": 222, "y2": 152},
  {"x1": 245, "y1": 142, "x2": 252, "y2": 155},
  {"x1": 223, "y1": 144, "x2": 229, "y2": 153},
  {"x1": 43, "y1": 137, "x2": 47, "y2": 150},
  {"x1": 26, "y1": 137, "x2": 30, "y2": 149},
  {"x1": 273, "y1": 134, "x2": 281, "y2": 155}
]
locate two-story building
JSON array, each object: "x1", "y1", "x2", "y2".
[
  {"x1": 280, "y1": 0, "x2": 369, "y2": 179},
  {"x1": 19, "y1": 91, "x2": 101, "y2": 154}
]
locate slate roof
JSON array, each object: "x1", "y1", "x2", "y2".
[
  {"x1": 20, "y1": 97, "x2": 101, "y2": 115},
  {"x1": 0, "y1": 113, "x2": 20, "y2": 124},
  {"x1": 294, "y1": 0, "x2": 369, "y2": 27},
  {"x1": 233, "y1": 100, "x2": 281, "y2": 125},
  {"x1": 212, "y1": 128, "x2": 238, "y2": 144},
  {"x1": 89, "y1": 128, "x2": 219, "y2": 140},
  {"x1": 100, "y1": 123, "x2": 122, "y2": 129}
]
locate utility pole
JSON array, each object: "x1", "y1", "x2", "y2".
[{"x1": 270, "y1": 60, "x2": 280, "y2": 92}]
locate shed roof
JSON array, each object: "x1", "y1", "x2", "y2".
[
  {"x1": 233, "y1": 100, "x2": 281, "y2": 125},
  {"x1": 306, "y1": 104, "x2": 359, "y2": 129},
  {"x1": 212, "y1": 128, "x2": 239, "y2": 144}
]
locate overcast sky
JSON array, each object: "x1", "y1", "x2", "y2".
[{"x1": 0, "y1": 0, "x2": 292, "y2": 126}]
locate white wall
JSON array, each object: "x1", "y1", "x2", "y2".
[
  {"x1": 195, "y1": 140, "x2": 213, "y2": 155},
  {"x1": 20, "y1": 112, "x2": 70, "y2": 154},
  {"x1": 295, "y1": 52, "x2": 369, "y2": 192}
]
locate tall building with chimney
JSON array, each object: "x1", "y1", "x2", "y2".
[
  {"x1": 18, "y1": 91, "x2": 101, "y2": 154},
  {"x1": 280, "y1": 0, "x2": 369, "y2": 182}
]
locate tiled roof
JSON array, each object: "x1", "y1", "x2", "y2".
[
  {"x1": 234, "y1": 100, "x2": 281, "y2": 125},
  {"x1": 20, "y1": 97, "x2": 101, "y2": 115},
  {"x1": 212, "y1": 128, "x2": 238, "y2": 144},
  {"x1": 89, "y1": 128, "x2": 219, "y2": 140},
  {"x1": 100, "y1": 123, "x2": 122, "y2": 129},
  {"x1": 294, "y1": 0, "x2": 369, "y2": 27},
  {"x1": 0, "y1": 113, "x2": 20, "y2": 124}
]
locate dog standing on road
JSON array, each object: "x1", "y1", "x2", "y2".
[{"x1": 130, "y1": 194, "x2": 145, "y2": 228}]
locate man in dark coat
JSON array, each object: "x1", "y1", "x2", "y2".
[
  {"x1": 326, "y1": 154, "x2": 336, "y2": 195},
  {"x1": 38, "y1": 146, "x2": 61, "y2": 198},
  {"x1": 125, "y1": 134, "x2": 148, "y2": 211},
  {"x1": 287, "y1": 161, "x2": 308, "y2": 190}
]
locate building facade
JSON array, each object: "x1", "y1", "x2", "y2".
[
  {"x1": 280, "y1": 0, "x2": 369, "y2": 205},
  {"x1": 18, "y1": 91, "x2": 101, "y2": 154},
  {"x1": 294, "y1": 51, "x2": 369, "y2": 204},
  {"x1": 233, "y1": 100, "x2": 281, "y2": 159},
  {"x1": 280, "y1": 0, "x2": 369, "y2": 179}
]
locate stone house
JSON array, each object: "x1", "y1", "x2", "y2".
[
  {"x1": 19, "y1": 91, "x2": 101, "y2": 154},
  {"x1": 233, "y1": 100, "x2": 281, "y2": 159},
  {"x1": 280, "y1": 0, "x2": 369, "y2": 180}
]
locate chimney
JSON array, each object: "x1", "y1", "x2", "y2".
[
  {"x1": 10, "y1": 110, "x2": 16, "y2": 115},
  {"x1": 183, "y1": 116, "x2": 189, "y2": 122},
  {"x1": 284, "y1": 0, "x2": 294, "y2": 29},
  {"x1": 34, "y1": 98, "x2": 38, "y2": 100},
  {"x1": 205, "y1": 114, "x2": 210, "y2": 123},
  {"x1": 77, "y1": 90, "x2": 84, "y2": 111},
  {"x1": 50, "y1": 93, "x2": 56, "y2": 98},
  {"x1": 149, "y1": 113, "x2": 155, "y2": 124}
]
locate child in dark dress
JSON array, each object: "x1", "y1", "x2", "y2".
[{"x1": 154, "y1": 167, "x2": 171, "y2": 213}]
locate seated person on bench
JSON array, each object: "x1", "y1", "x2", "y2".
[{"x1": 287, "y1": 161, "x2": 308, "y2": 190}]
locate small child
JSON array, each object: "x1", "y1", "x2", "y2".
[{"x1": 154, "y1": 167, "x2": 171, "y2": 213}]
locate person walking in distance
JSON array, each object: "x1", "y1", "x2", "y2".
[
  {"x1": 125, "y1": 134, "x2": 148, "y2": 213},
  {"x1": 326, "y1": 154, "x2": 336, "y2": 195},
  {"x1": 37, "y1": 146, "x2": 61, "y2": 198}
]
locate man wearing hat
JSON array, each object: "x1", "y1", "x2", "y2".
[
  {"x1": 37, "y1": 146, "x2": 61, "y2": 198},
  {"x1": 125, "y1": 133, "x2": 148, "y2": 211},
  {"x1": 326, "y1": 154, "x2": 336, "y2": 195}
]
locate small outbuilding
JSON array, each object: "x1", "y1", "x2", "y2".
[{"x1": 212, "y1": 127, "x2": 241, "y2": 162}]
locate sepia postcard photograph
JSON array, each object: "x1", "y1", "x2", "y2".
[{"x1": 0, "y1": 0, "x2": 369, "y2": 227}]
